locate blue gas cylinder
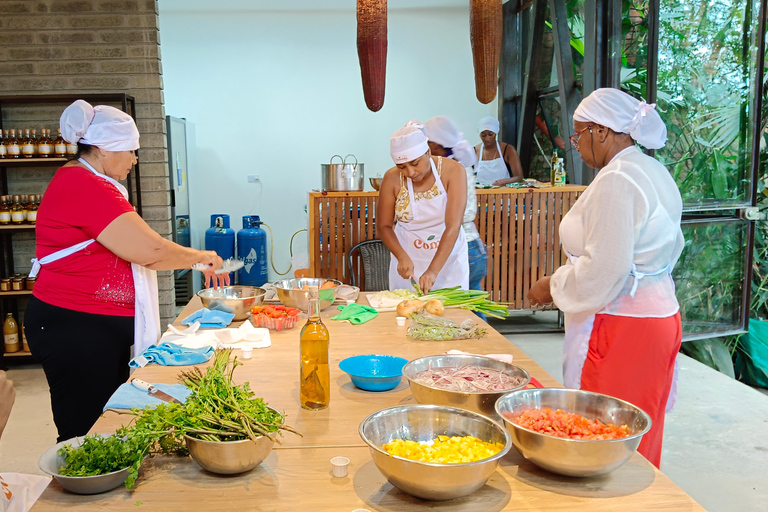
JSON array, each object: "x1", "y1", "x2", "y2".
[
  {"x1": 175, "y1": 215, "x2": 191, "y2": 248},
  {"x1": 205, "y1": 214, "x2": 235, "y2": 281},
  {"x1": 237, "y1": 215, "x2": 269, "y2": 286}
]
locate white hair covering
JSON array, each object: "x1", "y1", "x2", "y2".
[
  {"x1": 60, "y1": 99, "x2": 140, "y2": 151},
  {"x1": 477, "y1": 116, "x2": 499, "y2": 135},
  {"x1": 390, "y1": 120, "x2": 429, "y2": 164},
  {"x1": 425, "y1": 116, "x2": 478, "y2": 168},
  {"x1": 573, "y1": 88, "x2": 667, "y2": 149}
]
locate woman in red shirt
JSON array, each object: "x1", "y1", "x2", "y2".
[{"x1": 25, "y1": 100, "x2": 225, "y2": 442}]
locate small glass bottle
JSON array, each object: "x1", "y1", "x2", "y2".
[
  {"x1": 27, "y1": 194, "x2": 38, "y2": 225},
  {"x1": 21, "y1": 129, "x2": 35, "y2": 158},
  {"x1": 0, "y1": 129, "x2": 6, "y2": 159},
  {"x1": 299, "y1": 285, "x2": 330, "y2": 410},
  {"x1": 7, "y1": 129, "x2": 20, "y2": 159},
  {"x1": 554, "y1": 156, "x2": 566, "y2": 187},
  {"x1": 20, "y1": 194, "x2": 29, "y2": 222},
  {"x1": 65, "y1": 134, "x2": 78, "y2": 157},
  {"x1": 54, "y1": 128, "x2": 67, "y2": 158},
  {"x1": 10, "y1": 195, "x2": 24, "y2": 225},
  {"x1": 37, "y1": 128, "x2": 53, "y2": 158},
  {"x1": 0, "y1": 197, "x2": 10, "y2": 226},
  {"x1": 3, "y1": 313, "x2": 19, "y2": 353}
]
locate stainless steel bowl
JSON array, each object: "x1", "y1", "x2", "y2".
[
  {"x1": 273, "y1": 278, "x2": 342, "y2": 311},
  {"x1": 495, "y1": 388, "x2": 651, "y2": 477},
  {"x1": 359, "y1": 404, "x2": 511, "y2": 501},
  {"x1": 197, "y1": 285, "x2": 266, "y2": 321},
  {"x1": 184, "y1": 407, "x2": 283, "y2": 474},
  {"x1": 403, "y1": 355, "x2": 530, "y2": 420},
  {"x1": 369, "y1": 177, "x2": 382, "y2": 191},
  {"x1": 38, "y1": 436, "x2": 133, "y2": 494}
]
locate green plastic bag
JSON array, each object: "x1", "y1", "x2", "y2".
[{"x1": 733, "y1": 319, "x2": 768, "y2": 389}]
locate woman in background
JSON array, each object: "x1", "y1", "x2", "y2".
[{"x1": 474, "y1": 116, "x2": 524, "y2": 187}]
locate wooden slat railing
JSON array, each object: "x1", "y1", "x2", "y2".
[{"x1": 309, "y1": 186, "x2": 585, "y2": 309}]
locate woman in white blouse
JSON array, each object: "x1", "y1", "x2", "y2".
[{"x1": 528, "y1": 88, "x2": 684, "y2": 468}]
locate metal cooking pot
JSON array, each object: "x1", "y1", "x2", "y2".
[{"x1": 321, "y1": 154, "x2": 364, "y2": 192}]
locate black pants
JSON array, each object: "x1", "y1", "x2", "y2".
[{"x1": 25, "y1": 296, "x2": 134, "y2": 442}]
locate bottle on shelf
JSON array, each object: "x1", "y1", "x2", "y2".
[
  {"x1": 21, "y1": 320, "x2": 28, "y2": 352},
  {"x1": 0, "y1": 197, "x2": 9, "y2": 226},
  {"x1": 299, "y1": 285, "x2": 330, "y2": 411},
  {"x1": 3, "y1": 313, "x2": 20, "y2": 353},
  {"x1": 27, "y1": 195, "x2": 38, "y2": 225},
  {"x1": 54, "y1": 128, "x2": 66, "y2": 158},
  {"x1": 38, "y1": 128, "x2": 53, "y2": 158},
  {"x1": 0, "y1": 130, "x2": 6, "y2": 159},
  {"x1": 10, "y1": 195, "x2": 24, "y2": 225},
  {"x1": 20, "y1": 194, "x2": 29, "y2": 222},
  {"x1": 65, "y1": 133, "x2": 78, "y2": 157},
  {"x1": 6, "y1": 129, "x2": 20, "y2": 159},
  {"x1": 21, "y1": 129, "x2": 35, "y2": 158}
]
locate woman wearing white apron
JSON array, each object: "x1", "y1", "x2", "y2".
[
  {"x1": 474, "y1": 116, "x2": 524, "y2": 187},
  {"x1": 528, "y1": 89, "x2": 684, "y2": 468},
  {"x1": 377, "y1": 120, "x2": 469, "y2": 294},
  {"x1": 24, "y1": 100, "x2": 226, "y2": 442}
]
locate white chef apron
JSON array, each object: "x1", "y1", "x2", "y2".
[
  {"x1": 29, "y1": 158, "x2": 161, "y2": 354},
  {"x1": 475, "y1": 141, "x2": 509, "y2": 186},
  {"x1": 389, "y1": 158, "x2": 469, "y2": 292},
  {"x1": 560, "y1": 250, "x2": 679, "y2": 411}
]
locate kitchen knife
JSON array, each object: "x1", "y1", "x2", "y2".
[
  {"x1": 409, "y1": 276, "x2": 423, "y2": 296},
  {"x1": 130, "y1": 378, "x2": 183, "y2": 405}
]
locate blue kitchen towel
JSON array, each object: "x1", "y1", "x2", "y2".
[
  {"x1": 129, "y1": 342, "x2": 214, "y2": 368},
  {"x1": 103, "y1": 383, "x2": 192, "y2": 411},
  {"x1": 181, "y1": 307, "x2": 235, "y2": 328}
]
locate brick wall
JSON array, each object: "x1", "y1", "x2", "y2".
[{"x1": 0, "y1": 0, "x2": 176, "y2": 325}]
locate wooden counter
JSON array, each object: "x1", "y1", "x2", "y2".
[
  {"x1": 308, "y1": 186, "x2": 586, "y2": 308},
  {"x1": 32, "y1": 296, "x2": 703, "y2": 511}
]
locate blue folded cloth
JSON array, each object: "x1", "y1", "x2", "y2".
[
  {"x1": 181, "y1": 308, "x2": 235, "y2": 328},
  {"x1": 103, "y1": 383, "x2": 192, "y2": 411},
  {"x1": 129, "y1": 342, "x2": 214, "y2": 368}
]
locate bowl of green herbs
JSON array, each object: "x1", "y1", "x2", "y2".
[{"x1": 38, "y1": 434, "x2": 145, "y2": 494}]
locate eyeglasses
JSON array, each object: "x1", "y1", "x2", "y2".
[{"x1": 569, "y1": 124, "x2": 594, "y2": 150}]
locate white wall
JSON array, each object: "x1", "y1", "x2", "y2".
[{"x1": 159, "y1": 7, "x2": 497, "y2": 282}]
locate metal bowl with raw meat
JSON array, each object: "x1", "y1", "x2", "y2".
[
  {"x1": 359, "y1": 404, "x2": 511, "y2": 500},
  {"x1": 402, "y1": 354, "x2": 530, "y2": 420},
  {"x1": 495, "y1": 388, "x2": 651, "y2": 477}
]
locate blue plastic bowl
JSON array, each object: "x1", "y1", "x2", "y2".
[{"x1": 339, "y1": 355, "x2": 409, "y2": 392}]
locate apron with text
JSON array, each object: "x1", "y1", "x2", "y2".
[
  {"x1": 29, "y1": 159, "x2": 161, "y2": 354},
  {"x1": 389, "y1": 158, "x2": 469, "y2": 291},
  {"x1": 475, "y1": 141, "x2": 508, "y2": 186},
  {"x1": 561, "y1": 250, "x2": 679, "y2": 411}
]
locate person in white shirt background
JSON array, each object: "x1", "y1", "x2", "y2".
[
  {"x1": 474, "y1": 116, "x2": 524, "y2": 187},
  {"x1": 424, "y1": 116, "x2": 488, "y2": 298},
  {"x1": 528, "y1": 88, "x2": 684, "y2": 468}
]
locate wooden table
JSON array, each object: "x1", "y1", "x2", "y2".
[{"x1": 32, "y1": 297, "x2": 704, "y2": 511}]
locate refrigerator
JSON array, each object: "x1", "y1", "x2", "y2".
[{"x1": 166, "y1": 115, "x2": 193, "y2": 304}]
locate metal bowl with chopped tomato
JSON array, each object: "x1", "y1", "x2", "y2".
[{"x1": 250, "y1": 304, "x2": 302, "y2": 331}]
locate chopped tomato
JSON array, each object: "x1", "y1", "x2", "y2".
[{"x1": 505, "y1": 408, "x2": 630, "y2": 440}]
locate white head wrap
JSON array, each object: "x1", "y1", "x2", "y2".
[
  {"x1": 60, "y1": 99, "x2": 140, "y2": 151},
  {"x1": 390, "y1": 120, "x2": 429, "y2": 164},
  {"x1": 573, "y1": 88, "x2": 667, "y2": 149},
  {"x1": 477, "y1": 116, "x2": 499, "y2": 135},
  {"x1": 425, "y1": 116, "x2": 478, "y2": 168}
]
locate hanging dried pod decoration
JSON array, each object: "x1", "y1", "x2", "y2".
[
  {"x1": 357, "y1": 0, "x2": 388, "y2": 112},
  {"x1": 470, "y1": 0, "x2": 503, "y2": 104}
]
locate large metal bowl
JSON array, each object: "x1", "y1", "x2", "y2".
[
  {"x1": 197, "y1": 285, "x2": 266, "y2": 321},
  {"x1": 38, "y1": 436, "x2": 134, "y2": 494},
  {"x1": 184, "y1": 407, "x2": 283, "y2": 474},
  {"x1": 495, "y1": 388, "x2": 652, "y2": 477},
  {"x1": 359, "y1": 404, "x2": 511, "y2": 501},
  {"x1": 403, "y1": 355, "x2": 530, "y2": 421},
  {"x1": 273, "y1": 278, "x2": 342, "y2": 311}
]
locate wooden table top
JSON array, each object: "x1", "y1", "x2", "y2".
[{"x1": 32, "y1": 296, "x2": 704, "y2": 511}]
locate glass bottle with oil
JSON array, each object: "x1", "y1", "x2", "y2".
[{"x1": 300, "y1": 285, "x2": 330, "y2": 410}]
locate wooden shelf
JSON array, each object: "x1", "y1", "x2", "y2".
[
  {"x1": 0, "y1": 157, "x2": 67, "y2": 167},
  {"x1": 0, "y1": 290, "x2": 33, "y2": 296},
  {"x1": 3, "y1": 350, "x2": 32, "y2": 358},
  {"x1": 0, "y1": 224, "x2": 35, "y2": 231}
]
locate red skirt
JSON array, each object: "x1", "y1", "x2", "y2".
[{"x1": 580, "y1": 312, "x2": 682, "y2": 468}]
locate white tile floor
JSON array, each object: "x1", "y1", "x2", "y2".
[{"x1": 2, "y1": 314, "x2": 767, "y2": 511}]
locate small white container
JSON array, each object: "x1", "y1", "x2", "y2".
[
  {"x1": 331, "y1": 456, "x2": 350, "y2": 477},
  {"x1": 241, "y1": 347, "x2": 253, "y2": 360},
  {"x1": 395, "y1": 316, "x2": 406, "y2": 327}
]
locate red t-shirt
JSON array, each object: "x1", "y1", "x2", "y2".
[{"x1": 33, "y1": 165, "x2": 136, "y2": 316}]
